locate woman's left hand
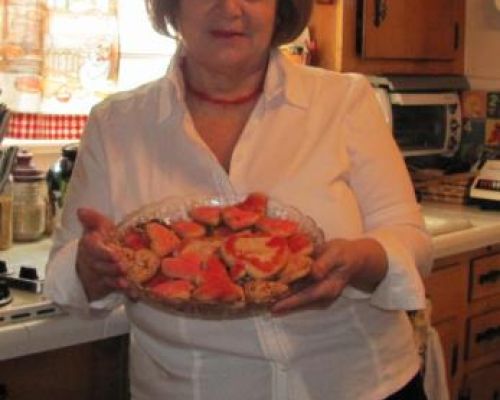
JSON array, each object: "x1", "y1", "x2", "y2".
[{"x1": 271, "y1": 238, "x2": 388, "y2": 314}]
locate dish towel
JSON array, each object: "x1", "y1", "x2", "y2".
[{"x1": 424, "y1": 326, "x2": 450, "y2": 400}]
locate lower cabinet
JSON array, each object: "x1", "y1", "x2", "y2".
[
  {"x1": 425, "y1": 244, "x2": 500, "y2": 400},
  {"x1": 434, "y1": 319, "x2": 462, "y2": 398},
  {"x1": 462, "y1": 363, "x2": 500, "y2": 400},
  {"x1": 467, "y1": 309, "x2": 500, "y2": 361},
  {"x1": 425, "y1": 257, "x2": 467, "y2": 400},
  {"x1": 0, "y1": 335, "x2": 129, "y2": 400}
]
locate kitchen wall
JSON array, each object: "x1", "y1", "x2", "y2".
[
  {"x1": 465, "y1": 1, "x2": 500, "y2": 89},
  {"x1": 458, "y1": 1, "x2": 500, "y2": 164}
]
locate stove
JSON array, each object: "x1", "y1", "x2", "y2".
[
  {"x1": 0, "y1": 239, "x2": 64, "y2": 326},
  {"x1": 0, "y1": 287, "x2": 62, "y2": 326}
]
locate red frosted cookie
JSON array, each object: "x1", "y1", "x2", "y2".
[
  {"x1": 189, "y1": 206, "x2": 222, "y2": 227},
  {"x1": 221, "y1": 233, "x2": 289, "y2": 279},
  {"x1": 145, "y1": 222, "x2": 180, "y2": 257}
]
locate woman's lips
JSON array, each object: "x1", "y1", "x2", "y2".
[{"x1": 210, "y1": 30, "x2": 244, "y2": 39}]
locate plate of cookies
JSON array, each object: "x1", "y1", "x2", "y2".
[{"x1": 112, "y1": 192, "x2": 324, "y2": 318}]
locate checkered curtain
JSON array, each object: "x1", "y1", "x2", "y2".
[{"x1": 6, "y1": 112, "x2": 87, "y2": 140}]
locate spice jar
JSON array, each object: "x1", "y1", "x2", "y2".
[{"x1": 12, "y1": 150, "x2": 46, "y2": 242}]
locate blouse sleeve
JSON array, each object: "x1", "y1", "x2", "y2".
[
  {"x1": 341, "y1": 75, "x2": 434, "y2": 311},
  {"x1": 44, "y1": 106, "x2": 124, "y2": 317}
]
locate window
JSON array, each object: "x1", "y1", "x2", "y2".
[{"x1": 1, "y1": 0, "x2": 176, "y2": 145}]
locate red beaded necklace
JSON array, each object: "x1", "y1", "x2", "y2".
[{"x1": 181, "y1": 59, "x2": 263, "y2": 106}]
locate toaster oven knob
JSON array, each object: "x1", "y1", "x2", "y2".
[{"x1": 450, "y1": 119, "x2": 460, "y2": 131}]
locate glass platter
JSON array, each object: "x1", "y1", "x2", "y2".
[{"x1": 116, "y1": 194, "x2": 325, "y2": 319}]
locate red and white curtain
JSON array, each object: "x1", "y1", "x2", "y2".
[{"x1": 7, "y1": 112, "x2": 87, "y2": 140}]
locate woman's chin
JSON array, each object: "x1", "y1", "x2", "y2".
[{"x1": 206, "y1": 51, "x2": 268, "y2": 72}]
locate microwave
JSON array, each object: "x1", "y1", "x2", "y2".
[{"x1": 370, "y1": 76, "x2": 467, "y2": 157}]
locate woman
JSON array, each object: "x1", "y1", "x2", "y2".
[{"x1": 45, "y1": 0, "x2": 433, "y2": 399}]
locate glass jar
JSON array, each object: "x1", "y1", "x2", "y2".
[
  {"x1": 12, "y1": 151, "x2": 46, "y2": 242},
  {"x1": 12, "y1": 174, "x2": 47, "y2": 242}
]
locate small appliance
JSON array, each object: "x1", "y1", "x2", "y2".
[
  {"x1": 469, "y1": 158, "x2": 500, "y2": 210},
  {"x1": 369, "y1": 75, "x2": 469, "y2": 157},
  {"x1": 0, "y1": 243, "x2": 64, "y2": 326}
]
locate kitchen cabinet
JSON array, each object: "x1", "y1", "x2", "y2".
[
  {"x1": 0, "y1": 335, "x2": 129, "y2": 400},
  {"x1": 425, "y1": 258, "x2": 467, "y2": 399},
  {"x1": 309, "y1": 0, "x2": 465, "y2": 75},
  {"x1": 461, "y1": 363, "x2": 500, "y2": 400},
  {"x1": 424, "y1": 244, "x2": 500, "y2": 400}
]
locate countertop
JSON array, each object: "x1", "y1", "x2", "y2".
[
  {"x1": 1, "y1": 202, "x2": 499, "y2": 361},
  {"x1": 421, "y1": 202, "x2": 500, "y2": 259},
  {"x1": 0, "y1": 239, "x2": 130, "y2": 361}
]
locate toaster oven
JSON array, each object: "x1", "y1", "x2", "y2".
[{"x1": 370, "y1": 76, "x2": 468, "y2": 158}]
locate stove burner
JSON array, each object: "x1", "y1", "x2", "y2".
[
  {"x1": 0, "y1": 261, "x2": 44, "y2": 294},
  {"x1": 0, "y1": 280, "x2": 12, "y2": 307}
]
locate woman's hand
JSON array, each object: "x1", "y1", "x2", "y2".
[
  {"x1": 76, "y1": 208, "x2": 136, "y2": 302},
  {"x1": 271, "y1": 238, "x2": 388, "y2": 314}
]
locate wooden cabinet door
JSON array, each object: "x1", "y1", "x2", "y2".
[
  {"x1": 424, "y1": 263, "x2": 468, "y2": 324},
  {"x1": 361, "y1": 0, "x2": 458, "y2": 60},
  {"x1": 464, "y1": 363, "x2": 500, "y2": 400},
  {"x1": 0, "y1": 336, "x2": 129, "y2": 400},
  {"x1": 434, "y1": 319, "x2": 461, "y2": 399}
]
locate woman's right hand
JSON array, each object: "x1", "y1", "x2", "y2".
[{"x1": 76, "y1": 208, "x2": 131, "y2": 302}]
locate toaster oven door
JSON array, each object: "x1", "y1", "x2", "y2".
[{"x1": 390, "y1": 92, "x2": 461, "y2": 157}]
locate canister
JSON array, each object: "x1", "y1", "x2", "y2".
[{"x1": 12, "y1": 151, "x2": 46, "y2": 242}]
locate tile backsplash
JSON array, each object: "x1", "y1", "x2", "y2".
[{"x1": 460, "y1": 90, "x2": 500, "y2": 164}]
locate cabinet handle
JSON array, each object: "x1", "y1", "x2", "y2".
[
  {"x1": 454, "y1": 22, "x2": 460, "y2": 50},
  {"x1": 450, "y1": 343, "x2": 459, "y2": 377},
  {"x1": 374, "y1": 0, "x2": 388, "y2": 27},
  {"x1": 493, "y1": 390, "x2": 499, "y2": 400},
  {"x1": 478, "y1": 269, "x2": 500, "y2": 284},
  {"x1": 475, "y1": 326, "x2": 500, "y2": 343}
]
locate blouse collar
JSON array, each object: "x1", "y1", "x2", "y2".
[{"x1": 156, "y1": 45, "x2": 310, "y2": 123}]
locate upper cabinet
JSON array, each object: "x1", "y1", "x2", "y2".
[{"x1": 310, "y1": 0, "x2": 465, "y2": 75}]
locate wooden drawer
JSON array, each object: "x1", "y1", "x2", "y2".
[
  {"x1": 425, "y1": 264, "x2": 468, "y2": 324},
  {"x1": 463, "y1": 363, "x2": 500, "y2": 400},
  {"x1": 470, "y1": 253, "x2": 500, "y2": 301},
  {"x1": 467, "y1": 309, "x2": 500, "y2": 360}
]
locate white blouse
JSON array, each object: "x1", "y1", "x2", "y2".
[{"x1": 45, "y1": 50, "x2": 433, "y2": 400}]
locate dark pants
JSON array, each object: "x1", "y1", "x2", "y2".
[{"x1": 385, "y1": 373, "x2": 428, "y2": 400}]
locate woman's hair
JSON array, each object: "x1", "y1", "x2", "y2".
[{"x1": 144, "y1": 0, "x2": 313, "y2": 47}]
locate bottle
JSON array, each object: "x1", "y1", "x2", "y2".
[
  {"x1": 0, "y1": 178, "x2": 14, "y2": 250},
  {"x1": 12, "y1": 150, "x2": 46, "y2": 242},
  {"x1": 47, "y1": 143, "x2": 78, "y2": 209}
]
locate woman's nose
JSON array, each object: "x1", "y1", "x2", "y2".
[{"x1": 218, "y1": 0, "x2": 243, "y2": 16}]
